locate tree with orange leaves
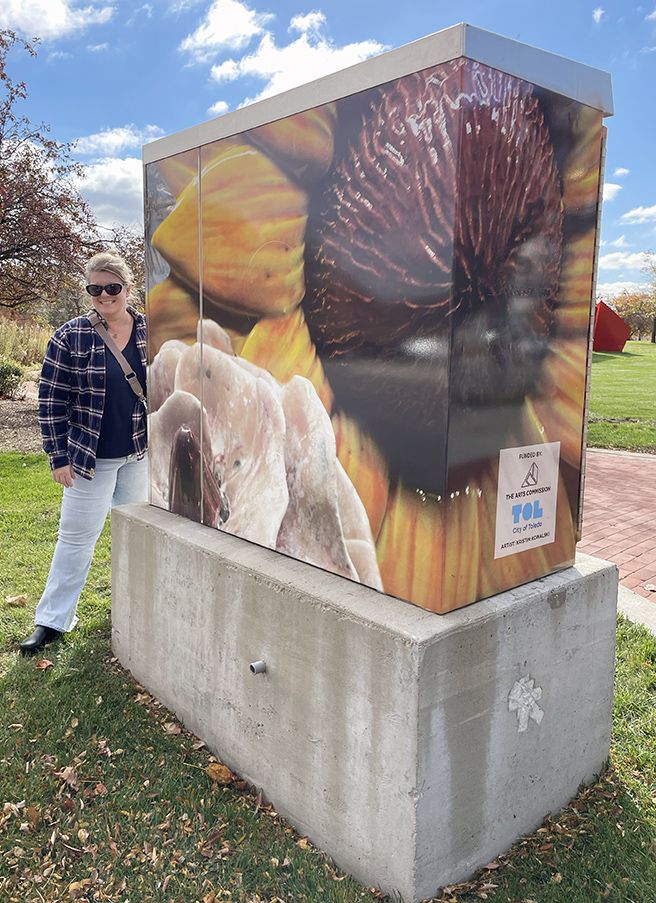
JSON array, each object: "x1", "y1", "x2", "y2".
[{"x1": 610, "y1": 269, "x2": 656, "y2": 343}]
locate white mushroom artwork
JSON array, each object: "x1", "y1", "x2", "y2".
[{"x1": 148, "y1": 319, "x2": 383, "y2": 591}]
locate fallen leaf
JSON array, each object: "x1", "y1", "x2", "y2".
[
  {"x1": 483, "y1": 860, "x2": 501, "y2": 870},
  {"x1": 35, "y1": 659, "x2": 54, "y2": 671},
  {"x1": 296, "y1": 838, "x2": 310, "y2": 850},
  {"x1": 77, "y1": 828, "x2": 89, "y2": 844},
  {"x1": 162, "y1": 721, "x2": 181, "y2": 735},
  {"x1": 68, "y1": 878, "x2": 92, "y2": 899},
  {"x1": 94, "y1": 782, "x2": 108, "y2": 796},
  {"x1": 205, "y1": 763, "x2": 234, "y2": 785},
  {"x1": 54, "y1": 766, "x2": 79, "y2": 791},
  {"x1": 25, "y1": 806, "x2": 41, "y2": 829},
  {"x1": 5, "y1": 594, "x2": 27, "y2": 607}
]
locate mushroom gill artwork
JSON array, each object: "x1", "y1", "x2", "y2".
[{"x1": 144, "y1": 57, "x2": 605, "y2": 613}]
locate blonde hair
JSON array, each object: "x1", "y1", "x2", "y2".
[{"x1": 85, "y1": 251, "x2": 133, "y2": 288}]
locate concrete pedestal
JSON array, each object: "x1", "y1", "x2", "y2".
[{"x1": 112, "y1": 504, "x2": 617, "y2": 903}]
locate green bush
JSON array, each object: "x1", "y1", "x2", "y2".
[{"x1": 0, "y1": 356, "x2": 24, "y2": 398}]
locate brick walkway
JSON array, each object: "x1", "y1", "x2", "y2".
[{"x1": 579, "y1": 449, "x2": 656, "y2": 602}]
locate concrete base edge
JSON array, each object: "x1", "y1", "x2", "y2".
[
  {"x1": 617, "y1": 584, "x2": 656, "y2": 637},
  {"x1": 111, "y1": 504, "x2": 618, "y2": 903}
]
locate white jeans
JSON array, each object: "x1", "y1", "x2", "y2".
[{"x1": 35, "y1": 454, "x2": 148, "y2": 632}]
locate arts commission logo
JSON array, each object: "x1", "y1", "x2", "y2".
[
  {"x1": 521, "y1": 462, "x2": 539, "y2": 488},
  {"x1": 494, "y1": 443, "x2": 561, "y2": 559}
]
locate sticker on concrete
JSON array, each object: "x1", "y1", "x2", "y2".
[
  {"x1": 508, "y1": 675, "x2": 544, "y2": 733},
  {"x1": 494, "y1": 441, "x2": 560, "y2": 559}
]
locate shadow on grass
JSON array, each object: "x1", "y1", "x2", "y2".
[{"x1": 592, "y1": 351, "x2": 639, "y2": 363}]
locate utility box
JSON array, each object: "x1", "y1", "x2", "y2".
[
  {"x1": 126, "y1": 26, "x2": 618, "y2": 901},
  {"x1": 143, "y1": 23, "x2": 612, "y2": 613}
]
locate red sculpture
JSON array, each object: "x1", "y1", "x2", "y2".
[{"x1": 593, "y1": 300, "x2": 631, "y2": 353}]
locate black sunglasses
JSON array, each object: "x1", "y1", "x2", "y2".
[{"x1": 86, "y1": 283, "x2": 124, "y2": 297}]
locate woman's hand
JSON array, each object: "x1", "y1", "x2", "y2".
[{"x1": 52, "y1": 464, "x2": 75, "y2": 487}]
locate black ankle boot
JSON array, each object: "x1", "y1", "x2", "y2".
[{"x1": 19, "y1": 625, "x2": 63, "y2": 656}]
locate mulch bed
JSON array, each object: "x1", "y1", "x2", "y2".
[{"x1": 0, "y1": 383, "x2": 44, "y2": 454}]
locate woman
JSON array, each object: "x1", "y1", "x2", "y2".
[{"x1": 19, "y1": 251, "x2": 148, "y2": 656}]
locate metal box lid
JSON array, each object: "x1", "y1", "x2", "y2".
[{"x1": 143, "y1": 22, "x2": 613, "y2": 165}]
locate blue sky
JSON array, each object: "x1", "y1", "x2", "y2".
[{"x1": 2, "y1": 0, "x2": 655, "y2": 296}]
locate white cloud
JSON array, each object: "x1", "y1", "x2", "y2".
[
  {"x1": 613, "y1": 167, "x2": 630, "y2": 177},
  {"x1": 88, "y1": 42, "x2": 108, "y2": 52},
  {"x1": 619, "y1": 205, "x2": 656, "y2": 224},
  {"x1": 646, "y1": 9, "x2": 656, "y2": 21},
  {"x1": 606, "y1": 235, "x2": 631, "y2": 248},
  {"x1": 602, "y1": 182, "x2": 622, "y2": 202},
  {"x1": 179, "y1": 0, "x2": 273, "y2": 63},
  {"x1": 640, "y1": 45, "x2": 656, "y2": 53},
  {"x1": 72, "y1": 123, "x2": 166, "y2": 229},
  {"x1": 289, "y1": 11, "x2": 325, "y2": 35},
  {"x1": 210, "y1": 14, "x2": 386, "y2": 106},
  {"x1": 208, "y1": 99, "x2": 229, "y2": 115},
  {"x1": 597, "y1": 251, "x2": 649, "y2": 271},
  {"x1": 0, "y1": 0, "x2": 113, "y2": 40},
  {"x1": 127, "y1": 2, "x2": 153, "y2": 23},
  {"x1": 74, "y1": 124, "x2": 164, "y2": 156},
  {"x1": 596, "y1": 280, "x2": 648, "y2": 298},
  {"x1": 169, "y1": 0, "x2": 204, "y2": 11},
  {"x1": 47, "y1": 50, "x2": 72, "y2": 61},
  {"x1": 211, "y1": 59, "x2": 240, "y2": 80},
  {"x1": 592, "y1": 7, "x2": 605, "y2": 24},
  {"x1": 76, "y1": 156, "x2": 144, "y2": 227}
]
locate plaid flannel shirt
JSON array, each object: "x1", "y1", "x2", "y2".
[{"x1": 38, "y1": 307, "x2": 147, "y2": 479}]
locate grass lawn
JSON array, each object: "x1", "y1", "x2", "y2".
[
  {"x1": 1, "y1": 454, "x2": 655, "y2": 902},
  {"x1": 587, "y1": 341, "x2": 656, "y2": 453}
]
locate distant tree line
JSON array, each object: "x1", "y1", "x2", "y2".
[
  {"x1": 0, "y1": 30, "x2": 143, "y2": 325},
  {"x1": 603, "y1": 256, "x2": 656, "y2": 343}
]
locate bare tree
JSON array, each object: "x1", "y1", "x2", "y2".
[
  {"x1": 644, "y1": 252, "x2": 656, "y2": 343},
  {"x1": 100, "y1": 224, "x2": 145, "y2": 311}
]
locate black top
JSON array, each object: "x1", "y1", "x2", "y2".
[{"x1": 96, "y1": 323, "x2": 146, "y2": 459}]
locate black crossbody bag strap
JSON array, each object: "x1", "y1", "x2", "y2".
[{"x1": 87, "y1": 310, "x2": 146, "y2": 407}]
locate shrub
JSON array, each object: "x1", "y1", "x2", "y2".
[{"x1": 0, "y1": 357, "x2": 24, "y2": 398}]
